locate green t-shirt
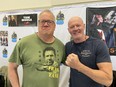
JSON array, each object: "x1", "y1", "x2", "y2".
[{"x1": 9, "y1": 33, "x2": 65, "y2": 87}]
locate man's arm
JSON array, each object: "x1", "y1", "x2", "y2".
[
  {"x1": 66, "y1": 53, "x2": 113, "y2": 87},
  {"x1": 78, "y1": 62, "x2": 112, "y2": 86},
  {"x1": 8, "y1": 62, "x2": 20, "y2": 87}
]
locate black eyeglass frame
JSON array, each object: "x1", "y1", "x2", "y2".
[{"x1": 38, "y1": 20, "x2": 55, "y2": 25}]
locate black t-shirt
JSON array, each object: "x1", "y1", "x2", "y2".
[{"x1": 65, "y1": 37, "x2": 111, "y2": 87}]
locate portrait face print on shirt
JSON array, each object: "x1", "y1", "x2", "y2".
[
  {"x1": 34, "y1": 47, "x2": 60, "y2": 78},
  {"x1": 43, "y1": 47, "x2": 56, "y2": 66},
  {"x1": 35, "y1": 47, "x2": 59, "y2": 72}
]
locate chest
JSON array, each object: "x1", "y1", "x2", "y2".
[{"x1": 66, "y1": 41, "x2": 98, "y2": 67}]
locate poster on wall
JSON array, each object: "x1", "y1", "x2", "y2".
[
  {"x1": 86, "y1": 6, "x2": 116, "y2": 55},
  {"x1": 3, "y1": 15, "x2": 8, "y2": 26},
  {"x1": 8, "y1": 14, "x2": 37, "y2": 27},
  {"x1": 56, "y1": 11, "x2": 64, "y2": 25},
  {"x1": 0, "y1": 31, "x2": 8, "y2": 46},
  {"x1": 0, "y1": 13, "x2": 38, "y2": 65}
]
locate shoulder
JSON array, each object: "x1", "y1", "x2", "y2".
[
  {"x1": 89, "y1": 37, "x2": 108, "y2": 52},
  {"x1": 55, "y1": 37, "x2": 64, "y2": 45},
  {"x1": 65, "y1": 40, "x2": 73, "y2": 47},
  {"x1": 16, "y1": 33, "x2": 36, "y2": 46},
  {"x1": 88, "y1": 36, "x2": 105, "y2": 45},
  {"x1": 21, "y1": 33, "x2": 36, "y2": 41}
]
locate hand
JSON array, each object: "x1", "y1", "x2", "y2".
[{"x1": 65, "y1": 53, "x2": 81, "y2": 70}]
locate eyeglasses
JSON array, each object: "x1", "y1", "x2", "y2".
[{"x1": 38, "y1": 20, "x2": 54, "y2": 25}]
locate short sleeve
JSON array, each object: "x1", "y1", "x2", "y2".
[
  {"x1": 9, "y1": 42, "x2": 22, "y2": 65},
  {"x1": 96, "y1": 40, "x2": 111, "y2": 63}
]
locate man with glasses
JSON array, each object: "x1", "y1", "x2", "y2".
[{"x1": 8, "y1": 10, "x2": 65, "y2": 87}]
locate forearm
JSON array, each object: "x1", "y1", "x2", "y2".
[
  {"x1": 8, "y1": 64, "x2": 20, "y2": 87},
  {"x1": 77, "y1": 63, "x2": 113, "y2": 86}
]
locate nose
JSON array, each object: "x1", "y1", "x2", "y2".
[{"x1": 44, "y1": 22, "x2": 49, "y2": 25}]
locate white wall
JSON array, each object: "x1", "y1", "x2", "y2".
[{"x1": 0, "y1": 0, "x2": 115, "y2": 11}]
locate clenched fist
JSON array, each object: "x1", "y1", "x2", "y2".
[{"x1": 65, "y1": 53, "x2": 82, "y2": 70}]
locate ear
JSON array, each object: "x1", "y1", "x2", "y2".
[
  {"x1": 67, "y1": 28, "x2": 70, "y2": 32},
  {"x1": 83, "y1": 24, "x2": 86, "y2": 28},
  {"x1": 68, "y1": 27, "x2": 70, "y2": 30},
  {"x1": 54, "y1": 23, "x2": 56, "y2": 28}
]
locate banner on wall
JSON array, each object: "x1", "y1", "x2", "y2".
[
  {"x1": 8, "y1": 14, "x2": 37, "y2": 27},
  {"x1": 86, "y1": 6, "x2": 116, "y2": 55},
  {"x1": 0, "y1": 31, "x2": 8, "y2": 58},
  {"x1": 0, "y1": 31, "x2": 8, "y2": 46}
]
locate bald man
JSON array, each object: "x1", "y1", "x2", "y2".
[{"x1": 65, "y1": 16, "x2": 113, "y2": 87}]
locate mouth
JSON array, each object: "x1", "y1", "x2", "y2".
[
  {"x1": 42, "y1": 26, "x2": 50, "y2": 30},
  {"x1": 72, "y1": 29, "x2": 80, "y2": 35}
]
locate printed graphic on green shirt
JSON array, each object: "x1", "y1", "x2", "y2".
[{"x1": 34, "y1": 47, "x2": 60, "y2": 78}]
